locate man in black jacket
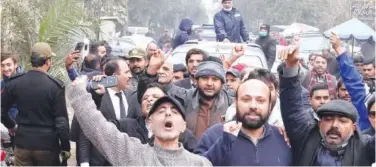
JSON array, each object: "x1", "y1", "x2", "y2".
[
  {"x1": 1, "y1": 43, "x2": 70, "y2": 166},
  {"x1": 278, "y1": 38, "x2": 374, "y2": 165},
  {"x1": 255, "y1": 24, "x2": 276, "y2": 70},
  {"x1": 114, "y1": 83, "x2": 198, "y2": 152}
]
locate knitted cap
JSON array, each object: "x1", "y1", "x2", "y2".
[{"x1": 195, "y1": 61, "x2": 226, "y2": 83}]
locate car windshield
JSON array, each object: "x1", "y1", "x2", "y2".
[
  {"x1": 193, "y1": 28, "x2": 216, "y2": 41},
  {"x1": 171, "y1": 52, "x2": 264, "y2": 68}
]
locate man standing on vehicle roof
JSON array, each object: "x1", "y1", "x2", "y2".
[{"x1": 214, "y1": 0, "x2": 250, "y2": 43}]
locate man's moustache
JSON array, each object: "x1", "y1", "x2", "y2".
[{"x1": 326, "y1": 127, "x2": 341, "y2": 137}]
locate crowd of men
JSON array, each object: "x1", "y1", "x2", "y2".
[{"x1": 1, "y1": 0, "x2": 376, "y2": 166}]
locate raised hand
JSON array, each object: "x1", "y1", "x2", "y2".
[
  {"x1": 329, "y1": 32, "x2": 344, "y2": 55},
  {"x1": 147, "y1": 49, "x2": 166, "y2": 75},
  {"x1": 231, "y1": 44, "x2": 245, "y2": 58},
  {"x1": 223, "y1": 121, "x2": 242, "y2": 136},
  {"x1": 224, "y1": 44, "x2": 245, "y2": 69},
  {"x1": 65, "y1": 51, "x2": 80, "y2": 70},
  {"x1": 278, "y1": 45, "x2": 300, "y2": 68},
  {"x1": 149, "y1": 49, "x2": 165, "y2": 67},
  {"x1": 71, "y1": 76, "x2": 88, "y2": 91}
]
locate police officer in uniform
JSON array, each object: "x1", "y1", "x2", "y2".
[{"x1": 1, "y1": 42, "x2": 70, "y2": 166}]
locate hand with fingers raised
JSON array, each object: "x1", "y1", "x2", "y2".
[{"x1": 278, "y1": 45, "x2": 300, "y2": 68}]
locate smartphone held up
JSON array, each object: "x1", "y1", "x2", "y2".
[{"x1": 90, "y1": 76, "x2": 118, "y2": 90}]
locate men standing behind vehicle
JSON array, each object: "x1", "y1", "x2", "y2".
[
  {"x1": 174, "y1": 49, "x2": 208, "y2": 89},
  {"x1": 172, "y1": 18, "x2": 194, "y2": 49},
  {"x1": 255, "y1": 24, "x2": 276, "y2": 70},
  {"x1": 278, "y1": 33, "x2": 374, "y2": 166},
  {"x1": 1, "y1": 43, "x2": 70, "y2": 166},
  {"x1": 214, "y1": 0, "x2": 249, "y2": 43}
]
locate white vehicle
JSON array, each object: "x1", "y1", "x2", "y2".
[
  {"x1": 110, "y1": 35, "x2": 156, "y2": 57},
  {"x1": 171, "y1": 40, "x2": 268, "y2": 69}
]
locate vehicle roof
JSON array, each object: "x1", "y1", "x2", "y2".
[
  {"x1": 173, "y1": 41, "x2": 262, "y2": 53},
  {"x1": 171, "y1": 41, "x2": 267, "y2": 68}
]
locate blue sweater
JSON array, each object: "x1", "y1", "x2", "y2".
[{"x1": 202, "y1": 123, "x2": 292, "y2": 166}]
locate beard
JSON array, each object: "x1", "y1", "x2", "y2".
[
  {"x1": 131, "y1": 67, "x2": 142, "y2": 74},
  {"x1": 198, "y1": 87, "x2": 219, "y2": 100},
  {"x1": 236, "y1": 107, "x2": 270, "y2": 130}
]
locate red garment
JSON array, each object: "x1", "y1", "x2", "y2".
[{"x1": 308, "y1": 71, "x2": 336, "y2": 96}]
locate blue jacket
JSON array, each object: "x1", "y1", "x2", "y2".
[
  {"x1": 172, "y1": 18, "x2": 193, "y2": 49},
  {"x1": 214, "y1": 8, "x2": 249, "y2": 43},
  {"x1": 202, "y1": 123, "x2": 292, "y2": 166},
  {"x1": 336, "y1": 52, "x2": 371, "y2": 130}
]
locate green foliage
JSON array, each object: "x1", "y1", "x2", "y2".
[{"x1": 2, "y1": 0, "x2": 96, "y2": 83}]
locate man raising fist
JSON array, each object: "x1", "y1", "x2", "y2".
[{"x1": 278, "y1": 36, "x2": 374, "y2": 166}]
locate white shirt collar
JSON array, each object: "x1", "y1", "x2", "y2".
[{"x1": 107, "y1": 88, "x2": 128, "y2": 119}]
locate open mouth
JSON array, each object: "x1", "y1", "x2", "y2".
[{"x1": 164, "y1": 121, "x2": 173, "y2": 129}]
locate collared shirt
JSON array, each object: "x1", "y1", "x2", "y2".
[
  {"x1": 107, "y1": 88, "x2": 129, "y2": 119},
  {"x1": 146, "y1": 120, "x2": 153, "y2": 139},
  {"x1": 195, "y1": 98, "x2": 215, "y2": 139},
  {"x1": 190, "y1": 79, "x2": 196, "y2": 88},
  {"x1": 240, "y1": 126, "x2": 266, "y2": 145}
]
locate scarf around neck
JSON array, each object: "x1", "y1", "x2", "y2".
[{"x1": 308, "y1": 71, "x2": 336, "y2": 96}]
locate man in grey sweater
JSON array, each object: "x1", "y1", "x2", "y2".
[{"x1": 66, "y1": 75, "x2": 211, "y2": 166}]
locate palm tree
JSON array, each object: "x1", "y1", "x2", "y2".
[{"x1": 2, "y1": 0, "x2": 96, "y2": 82}]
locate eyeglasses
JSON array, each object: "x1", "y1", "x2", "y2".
[{"x1": 368, "y1": 111, "x2": 375, "y2": 118}]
